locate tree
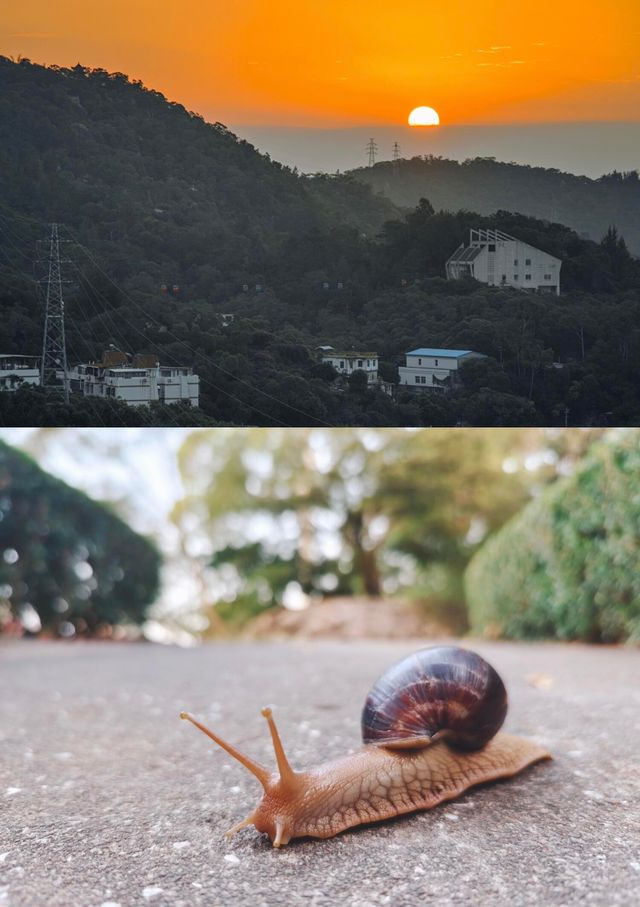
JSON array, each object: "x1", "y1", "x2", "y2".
[
  {"x1": 0, "y1": 441, "x2": 161, "y2": 635},
  {"x1": 173, "y1": 428, "x2": 537, "y2": 629}
]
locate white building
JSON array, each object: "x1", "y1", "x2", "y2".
[
  {"x1": 320, "y1": 348, "x2": 379, "y2": 384},
  {"x1": 399, "y1": 348, "x2": 485, "y2": 392},
  {"x1": 446, "y1": 229, "x2": 561, "y2": 295},
  {"x1": 0, "y1": 355, "x2": 40, "y2": 391},
  {"x1": 67, "y1": 352, "x2": 199, "y2": 407}
]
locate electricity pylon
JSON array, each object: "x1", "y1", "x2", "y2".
[
  {"x1": 392, "y1": 142, "x2": 401, "y2": 176},
  {"x1": 366, "y1": 138, "x2": 378, "y2": 167},
  {"x1": 40, "y1": 223, "x2": 70, "y2": 402}
]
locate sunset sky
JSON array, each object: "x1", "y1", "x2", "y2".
[{"x1": 1, "y1": 0, "x2": 639, "y2": 127}]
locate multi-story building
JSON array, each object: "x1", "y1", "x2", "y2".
[
  {"x1": 0, "y1": 355, "x2": 41, "y2": 391},
  {"x1": 446, "y1": 229, "x2": 561, "y2": 295},
  {"x1": 398, "y1": 348, "x2": 485, "y2": 392},
  {"x1": 67, "y1": 351, "x2": 199, "y2": 407},
  {"x1": 319, "y1": 348, "x2": 379, "y2": 384}
]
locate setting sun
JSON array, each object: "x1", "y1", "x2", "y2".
[{"x1": 408, "y1": 106, "x2": 440, "y2": 127}]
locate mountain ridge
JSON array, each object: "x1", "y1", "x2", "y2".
[{"x1": 351, "y1": 155, "x2": 640, "y2": 253}]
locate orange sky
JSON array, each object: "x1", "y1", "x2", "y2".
[{"x1": 1, "y1": 0, "x2": 639, "y2": 126}]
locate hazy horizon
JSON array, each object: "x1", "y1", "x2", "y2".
[{"x1": 232, "y1": 121, "x2": 640, "y2": 180}]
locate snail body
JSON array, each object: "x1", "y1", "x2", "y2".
[{"x1": 181, "y1": 646, "x2": 550, "y2": 847}]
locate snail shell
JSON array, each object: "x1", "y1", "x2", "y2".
[{"x1": 361, "y1": 645, "x2": 508, "y2": 751}]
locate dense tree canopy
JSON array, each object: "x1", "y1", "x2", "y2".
[
  {"x1": 355, "y1": 156, "x2": 640, "y2": 255},
  {"x1": 0, "y1": 440, "x2": 161, "y2": 635}
]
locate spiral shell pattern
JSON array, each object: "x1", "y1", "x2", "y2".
[{"x1": 361, "y1": 645, "x2": 508, "y2": 751}]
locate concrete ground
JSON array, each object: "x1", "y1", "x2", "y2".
[{"x1": 1, "y1": 640, "x2": 639, "y2": 907}]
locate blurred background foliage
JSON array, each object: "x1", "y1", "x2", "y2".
[
  {"x1": 466, "y1": 432, "x2": 640, "y2": 643},
  {"x1": 1, "y1": 427, "x2": 638, "y2": 644},
  {"x1": 0, "y1": 440, "x2": 161, "y2": 637},
  {"x1": 174, "y1": 427, "x2": 610, "y2": 636}
]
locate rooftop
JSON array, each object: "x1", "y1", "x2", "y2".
[
  {"x1": 407, "y1": 348, "x2": 474, "y2": 358},
  {"x1": 323, "y1": 350, "x2": 378, "y2": 358},
  {"x1": 447, "y1": 245, "x2": 482, "y2": 264},
  {"x1": 0, "y1": 354, "x2": 39, "y2": 361}
]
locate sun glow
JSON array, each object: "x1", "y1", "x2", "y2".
[{"x1": 408, "y1": 106, "x2": 440, "y2": 127}]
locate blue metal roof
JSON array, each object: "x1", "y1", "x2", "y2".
[{"x1": 407, "y1": 348, "x2": 473, "y2": 358}]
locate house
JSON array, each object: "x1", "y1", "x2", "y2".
[
  {"x1": 398, "y1": 348, "x2": 485, "y2": 392},
  {"x1": 320, "y1": 349, "x2": 379, "y2": 384},
  {"x1": 67, "y1": 351, "x2": 199, "y2": 407},
  {"x1": 0, "y1": 355, "x2": 41, "y2": 391},
  {"x1": 446, "y1": 229, "x2": 561, "y2": 295}
]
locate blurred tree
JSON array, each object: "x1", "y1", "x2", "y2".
[
  {"x1": 0, "y1": 441, "x2": 161, "y2": 636},
  {"x1": 174, "y1": 428, "x2": 560, "y2": 630}
]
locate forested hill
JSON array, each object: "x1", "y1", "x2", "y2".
[
  {"x1": 2, "y1": 56, "x2": 640, "y2": 429},
  {"x1": 352, "y1": 157, "x2": 640, "y2": 254},
  {"x1": 0, "y1": 56, "x2": 397, "y2": 299}
]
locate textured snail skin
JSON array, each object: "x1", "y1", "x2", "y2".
[
  {"x1": 362, "y1": 646, "x2": 508, "y2": 750},
  {"x1": 250, "y1": 733, "x2": 550, "y2": 846}
]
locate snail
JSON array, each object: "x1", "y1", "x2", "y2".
[{"x1": 180, "y1": 645, "x2": 550, "y2": 848}]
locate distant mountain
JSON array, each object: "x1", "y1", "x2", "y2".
[
  {"x1": 352, "y1": 156, "x2": 640, "y2": 254},
  {"x1": 0, "y1": 56, "x2": 397, "y2": 302}
]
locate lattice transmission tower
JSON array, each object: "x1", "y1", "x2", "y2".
[
  {"x1": 40, "y1": 223, "x2": 70, "y2": 402},
  {"x1": 392, "y1": 142, "x2": 401, "y2": 175},
  {"x1": 366, "y1": 138, "x2": 378, "y2": 167}
]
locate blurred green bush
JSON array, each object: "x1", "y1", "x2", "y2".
[
  {"x1": 465, "y1": 434, "x2": 640, "y2": 643},
  {"x1": 0, "y1": 441, "x2": 161, "y2": 636}
]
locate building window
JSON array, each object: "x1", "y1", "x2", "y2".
[
  {"x1": 418, "y1": 358, "x2": 422, "y2": 365},
  {"x1": 415, "y1": 376, "x2": 420, "y2": 384},
  {"x1": 340, "y1": 360, "x2": 344, "y2": 368},
  {"x1": 525, "y1": 274, "x2": 532, "y2": 281},
  {"x1": 501, "y1": 274, "x2": 506, "y2": 282},
  {"x1": 358, "y1": 360, "x2": 363, "y2": 368},
  {"x1": 544, "y1": 274, "x2": 551, "y2": 280},
  {"x1": 514, "y1": 274, "x2": 519, "y2": 280},
  {"x1": 434, "y1": 359, "x2": 439, "y2": 366},
  {"x1": 488, "y1": 243, "x2": 496, "y2": 252},
  {"x1": 514, "y1": 259, "x2": 519, "y2": 266},
  {"x1": 421, "y1": 376, "x2": 426, "y2": 384},
  {"x1": 525, "y1": 258, "x2": 531, "y2": 266}
]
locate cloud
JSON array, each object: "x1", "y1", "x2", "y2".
[{"x1": 475, "y1": 45, "x2": 512, "y2": 54}]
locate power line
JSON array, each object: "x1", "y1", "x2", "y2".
[
  {"x1": 0, "y1": 215, "x2": 183, "y2": 427},
  {"x1": 2, "y1": 210, "x2": 335, "y2": 426},
  {"x1": 61, "y1": 226, "x2": 334, "y2": 426}
]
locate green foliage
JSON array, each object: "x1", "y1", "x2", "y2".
[
  {"x1": 0, "y1": 386, "x2": 224, "y2": 426},
  {"x1": 465, "y1": 434, "x2": 640, "y2": 643},
  {"x1": 356, "y1": 155, "x2": 640, "y2": 255},
  {"x1": 175, "y1": 428, "x2": 536, "y2": 630},
  {"x1": 0, "y1": 440, "x2": 161, "y2": 635}
]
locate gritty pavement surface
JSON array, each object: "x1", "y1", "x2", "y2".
[{"x1": 1, "y1": 639, "x2": 639, "y2": 907}]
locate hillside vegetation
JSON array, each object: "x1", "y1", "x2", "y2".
[
  {"x1": 1, "y1": 57, "x2": 639, "y2": 427},
  {"x1": 354, "y1": 156, "x2": 640, "y2": 254},
  {"x1": 465, "y1": 433, "x2": 640, "y2": 643}
]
